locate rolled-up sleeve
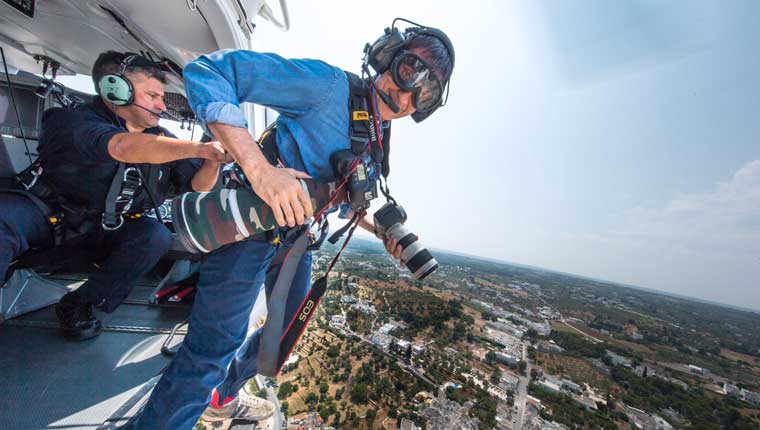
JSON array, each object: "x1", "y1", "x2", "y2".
[
  {"x1": 68, "y1": 113, "x2": 122, "y2": 163},
  {"x1": 183, "y1": 50, "x2": 342, "y2": 130}
]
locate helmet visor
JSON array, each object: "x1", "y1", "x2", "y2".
[{"x1": 391, "y1": 52, "x2": 444, "y2": 112}]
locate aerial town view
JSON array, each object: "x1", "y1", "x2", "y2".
[
  {"x1": 2, "y1": 2, "x2": 759, "y2": 430},
  {"x1": 220, "y1": 238, "x2": 760, "y2": 430}
]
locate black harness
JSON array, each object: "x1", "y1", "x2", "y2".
[
  {"x1": 256, "y1": 71, "x2": 391, "y2": 377},
  {"x1": 100, "y1": 162, "x2": 153, "y2": 230}
]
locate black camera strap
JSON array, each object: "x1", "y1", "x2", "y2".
[
  {"x1": 257, "y1": 209, "x2": 364, "y2": 377},
  {"x1": 257, "y1": 226, "x2": 311, "y2": 377},
  {"x1": 346, "y1": 72, "x2": 386, "y2": 165}
]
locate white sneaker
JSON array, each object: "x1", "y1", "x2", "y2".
[{"x1": 200, "y1": 387, "x2": 275, "y2": 422}]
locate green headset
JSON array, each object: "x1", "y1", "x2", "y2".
[{"x1": 97, "y1": 54, "x2": 145, "y2": 106}]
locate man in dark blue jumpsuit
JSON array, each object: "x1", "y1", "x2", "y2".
[{"x1": 0, "y1": 51, "x2": 227, "y2": 340}]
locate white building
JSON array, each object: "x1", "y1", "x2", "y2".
[
  {"x1": 330, "y1": 314, "x2": 346, "y2": 327},
  {"x1": 412, "y1": 343, "x2": 426, "y2": 356},
  {"x1": 606, "y1": 350, "x2": 632, "y2": 367},
  {"x1": 284, "y1": 353, "x2": 300, "y2": 368},
  {"x1": 724, "y1": 383, "x2": 760, "y2": 405},
  {"x1": 395, "y1": 339, "x2": 411, "y2": 352},
  {"x1": 499, "y1": 372, "x2": 519, "y2": 391},
  {"x1": 371, "y1": 333, "x2": 392, "y2": 349},
  {"x1": 400, "y1": 418, "x2": 420, "y2": 430},
  {"x1": 484, "y1": 327, "x2": 523, "y2": 349},
  {"x1": 561, "y1": 380, "x2": 582, "y2": 394},
  {"x1": 529, "y1": 321, "x2": 552, "y2": 336},
  {"x1": 487, "y1": 385, "x2": 509, "y2": 401},
  {"x1": 378, "y1": 323, "x2": 397, "y2": 334},
  {"x1": 496, "y1": 351, "x2": 520, "y2": 366},
  {"x1": 688, "y1": 364, "x2": 705, "y2": 375},
  {"x1": 350, "y1": 300, "x2": 376, "y2": 315}
]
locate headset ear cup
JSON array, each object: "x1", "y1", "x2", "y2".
[
  {"x1": 367, "y1": 29, "x2": 406, "y2": 74},
  {"x1": 98, "y1": 74, "x2": 134, "y2": 106}
]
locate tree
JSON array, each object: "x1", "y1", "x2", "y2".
[
  {"x1": 518, "y1": 360, "x2": 527, "y2": 375},
  {"x1": 277, "y1": 381, "x2": 293, "y2": 400},
  {"x1": 350, "y1": 383, "x2": 369, "y2": 404},
  {"x1": 530, "y1": 368, "x2": 540, "y2": 381},
  {"x1": 490, "y1": 367, "x2": 502, "y2": 385},
  {"x1": 318, "y1": 404, "x2": 330, "y2": 421},
  {"x1": 280, "y1": 401, "x2": 289, "y2": 415},
  {"x1": 366, "y1": 408, "x2": 377, "y2": 424},
  {"x1": 485, "y1": 350, "x2": 497, "y2": 365},
  {"x1": 305, "y1": 391, "x2": 318, "y2": 405},
  {"x1": 320, "y1": 382, "x2": 329, "y2": 395},
  {"x1": 327, "y1": 344, "x2": 340, "y2": 358}
]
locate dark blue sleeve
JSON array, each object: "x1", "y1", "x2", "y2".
[
  {"x1": 170, "y1": 158, "x2": 204, "y2": 193},
  {"x1": 68, "y1": 110, "x2": 122, "y2": 163},
  {"x1": 155, "y1": 127, "x2": 203, "y2": 193}
]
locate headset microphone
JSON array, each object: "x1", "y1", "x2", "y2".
[
  {"x1": 367, "y1": 79, "x2": 400, "y2": 114},
  {"x1": 361, "y1": 63, "x2": 401, "y2": 114},
  {"x1": 376, "y1": 87, "x2": 401, "y2": 114},
  {"x1": 107, "y1": 93, "x2": 179, "y2": 121},
  {"x1": 136, "y1": 103, "x2": 180, "y2": 121}
]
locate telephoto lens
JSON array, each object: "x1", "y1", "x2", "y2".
[{"x1": 373, "y1": 202, "x2": 438, "y2": 280}]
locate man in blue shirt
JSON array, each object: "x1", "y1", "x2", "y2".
[
  {"x1": 128, "y1": 23, "x2": 454, "y2": 429},
  {"x1": 0, "y1": 51, "x2": 227, "y2": 340}
]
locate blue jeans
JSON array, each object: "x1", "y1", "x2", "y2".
[
  {"x1": 0, "y1": 193, "x2": 171, "y2": 312},
  {"x1": 217, "y1": 247, "x2": 312, "y2": 400},
  {"x1": 83, "y1": 216, "x2": 173, "y2": 312},
  {"x1": 130, "y1": 237, "x2": 313, "y2": 430}
]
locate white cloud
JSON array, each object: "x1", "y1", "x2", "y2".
[
  {"x1": 516, "y1": 161, "x2": 760, "y2": 310},
  {"x1": 622, "y1": 160, "x2": 760, "y2": 257}
]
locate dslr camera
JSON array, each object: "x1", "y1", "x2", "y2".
[{"x1": 373, "y1": 202, "x2": 438, "y2": 280}]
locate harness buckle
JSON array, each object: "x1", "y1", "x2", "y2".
[
  {"x1": 20, "y1": 165, "x2": 43, "y2": 191},
  {"x1": 101, "y1": 212, "x2": 124, "y2": 231},
  {"x1": 115, "y1": 167, "x2": 143, "y2": 214}
]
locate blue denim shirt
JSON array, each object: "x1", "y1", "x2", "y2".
[{"x1": 184, "y1": 50, "x2": 357, "y2": 182}]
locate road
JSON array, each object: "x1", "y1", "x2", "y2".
[
  {"x1": 559, "y1": 318, "x2": 603, "y2": 344},
  {"x1": 343, "y1": 324, "x2": 437, "y2": 387},
  {"x1": 340, "y1": 301, "x2": 436, "y2": 387},
  {"x1": 511, "y1": 343, "x2": 530, "y2": 430}
]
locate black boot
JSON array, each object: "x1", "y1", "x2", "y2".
[{"x1": 55, "y1": 291, "x2": 102, "y2": 341}]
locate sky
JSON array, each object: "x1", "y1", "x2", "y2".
[{"x1": 59, "y1": 1, "x2": 760, "y2": 310}]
